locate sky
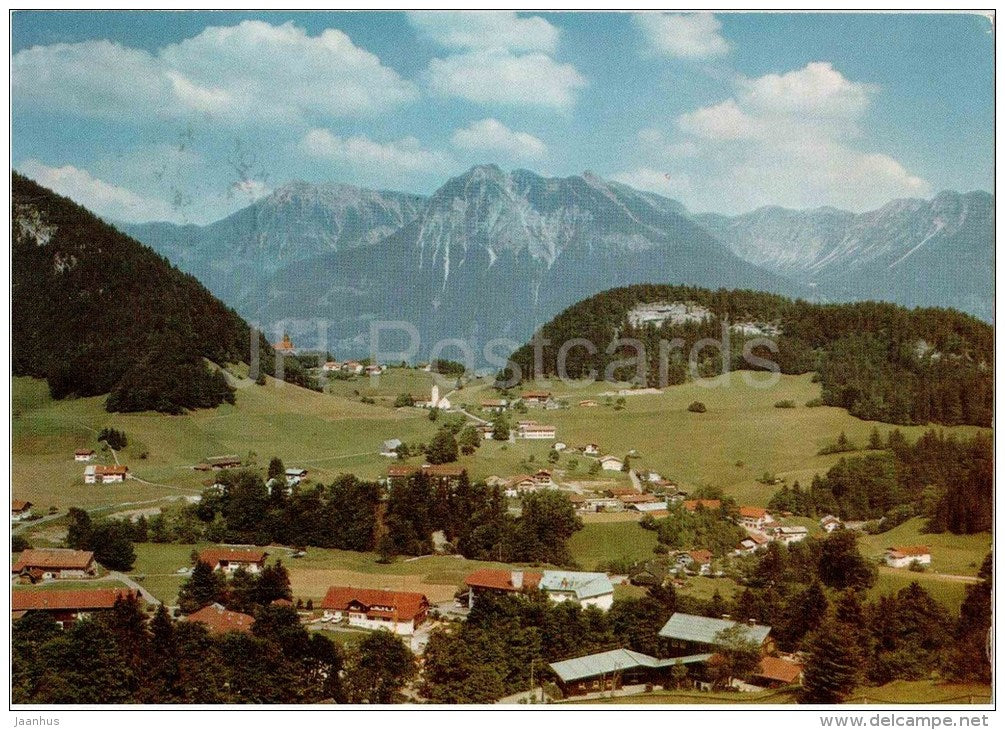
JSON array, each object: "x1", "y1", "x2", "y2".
[{"x1": 11, "y1": 11, "x2": 994, "y2": 224}]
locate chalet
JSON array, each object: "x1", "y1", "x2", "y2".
[
  {"x1": 481, "y1": 399, "x2": 508, "y2": 413},
  {"x1": 197, "y1": 548, "x2": 268, "y2": 574},
  {"x1": 820, "y1": 515, "x2": 843, "y2": 532},
  {"x1": 387, "y1": 463, "x2": 464, "y2": 489},
  {"x1": 518, "y1": 424, "x2": 556, "y2": 440},
  {"x1": 599, "y1": 455, "x2": 624, "y2": 471},
  {"x1": 505, "y1": 474, "x2": 538, "y2": 495},
  {"x1": 553, "y1": 441, "x2": 568, "y2": 452},
  {"x1": 475, "y1": 424, "x2": 495, "y2": 438},
  {"x1": 12, "y1": 549, "x2": 97, "y2": 582},
  {"x1": 579, "y1": 400, "x2": 599, "y2": 408},
  {"x1": 84, "y1": 464, "x2": 129, "y2": 484},
  {"x1": 74, "y1": 449, "x2": 96, "y2": 462},
  {"x1": 274, "y1": 334, "x2": 296, "y2": 355},
  {"x1": 735, "y1": 533, "x2": 771, "y2": 555},
  {"x1": 533, "y1": 469, "x2": 554, "y2": 486},
  {"x1": 738, "y1": 506, "x2": 773, "y2": 531},
  {"x1": 11, "y1": 500, "x2": 33, "y2": 522},
  {"x1": 320, "y1": 586, "x2": 429, "y2": 636},
  {"x1": 682, "y1": 550, "x2": 713, "y2": 575},
  {"x1": 12, "y1": 588, "x2": 138, "y2": 628},
  {"x1": 380, "y1": 439, "x2": 403, "y2": 457},
  {"x1": 187, "y1": 603, "x2": 255, "y2": 635},
  {"x1": 321, "y1": 361, "x2": 341, "y2": 372},
  {"x1": 659, "y1": 613, "x2": 772, "y2": 657},
  {"x1": 773, "y1": 526, "x2": 809, "y2": 544},
  {"x1": 885, "y1": 545, "x2": 932, "y2": 568},
  {"x1": 582, "y1": 443, "x2": 600, "y2": 456},
  {"x1": 205, "y1": 455, "x2": 242, "y2": 470},
  {"x1": 550, "y1": 648, "x2": 711, "y2": 697},
  {"x1": 521, "y1": 390, "x2": 552, "y2": 405},
  {"x1": 751, "y1": 655, "x2": 804, "y2": 689},
  {"x1": 618, "y1": 493, "x2": 660, "y2": 506},
  {"x1": 539, "y1": 571, "x2": 615, "y2": 611},
  {"x1": 285, "y1": 467, "x2": 308, "y2": 486},
  {"x1": 465, "y1": 568, "x2": 543, "y2": 607},
  {"x1": 681, "y1": 499, "x2": 721, "y2": 513}
]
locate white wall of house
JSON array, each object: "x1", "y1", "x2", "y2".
[
  {"x1": 323, "y1": 610, "x2": 417, "y2": 636},
  {"x1": 545, "y1": 591, "x2": 614, "y2": 612},
  {"x1": 886, "y1": 554, "x2": 931, "y2": 568},
  {"x1": 521, "y1": 431, "x2": 556, "y2": 439},
  {"x1": 74, "y1": 453, "x2": 94, "y2": 462},
  {"x1": 216, "y1": 561, "x2": 263, "y2": 574}
]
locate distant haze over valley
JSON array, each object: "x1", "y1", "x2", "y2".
[{"x1": 114, "y1": 165, "x2": 993, "y2": 355}]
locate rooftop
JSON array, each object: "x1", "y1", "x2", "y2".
[
  {"x1": 549, "y1": 648, "x2": 713, "y2": 683},
  {"x1": 187, "y1": 604, "x2": 255, "y2": 634},
  {"x1": 466, "y1": 568, "x2": 542, "y2": 591},
  {"x1": 320, "y1": 587, "x2": 428, "y2": 622},
  {"x1": 12, "y1": 548, "x2": 95, "y2": 572},
  {"x1": 658, "y1": 612, "x2": 771, "y2": 645},
  {"x1": 13, "y1": 588, "x2": 135, "y2": 612},
  {"x1": 197, "y1": 548, "x2": 268, "y2": 566},
  {"x1": 539, "y1": 570, "x2": 614, "y2": 600}
]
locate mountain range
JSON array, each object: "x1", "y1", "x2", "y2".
[{"x1": 106, "y1": 165, "x2": 991, "y2": 356}]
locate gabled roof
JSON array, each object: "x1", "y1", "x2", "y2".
[
  {"x1": 12, "y1": 588, "x2": 135, "y2": 611},
  {"x1": 74, "y1": 449, "x2": 95, "y2": 456},
  {"x1": 887, "y1": 545, "x2": 930, "y2": 557},
  {"x1": 658, "y1": 612, "x2": 771, "y2": 645},
  {"x1": 549, "y1": 648, "x2": 713, "y2": 683},
  {"x1": 197, "y1": 548, "x2": 268, "y2": 566},
  {"x1": 739, "y1": 506, "x2": 769, "y2": 519},
  {"x1": 539, "y1": 571, "x2": 613, "y2": 600},
  {"x1": 11, "y1": 500, "x2": 32, "y2": 512},
  {"x1": 95, "y1": 465, "x2": 129, "y2": 476},
  {"x1": 187, "y1": 604, "x2": 255, "y2": 634},
  {"x1": 320, "y1": 587, "x2": 428, "y2": 621},
  {"x1": 12, "y1": 548, "x2": 94, "y2": 572},
  {"x1": 687, "y1": 550, "x2": 714, "y2": 565},
  {"x1": 755, "y1": 656, "x2": 803, "y2": 684},
  {"x1": 522, "y1": 391, "x2": 551, "y2": 399},
  {"x1": 466, "y1": 568, "x2": 542, "y2": 591}
]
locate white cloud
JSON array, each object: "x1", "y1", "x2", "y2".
[
  {"x1": 17, "y1": 160, "x2": 176, "y2": 223},
  {"x1": 629, "y1": 62, "x2": 929, "y2": 212},
  {"x1": 411, "y1": 12, "x2": 585, "y2": 111},
  {"x1": 428, "y1": 49, "x2": 586, "y2": 109},
  {"x1": 301, "y1": 129, "x2": 455, "y2": 178},
  {"x1": 451, "y1": 119, "x2": 547, "y2": 160},
  {"x1": 408, "y1": 11, "x2": 558, "y2": 53},
  {"x1": 636, "y1": 13, "x2": 729, "y2": 60},
  {"x1": 13, "y1": 20, "x2": 417, "y2": 125}
]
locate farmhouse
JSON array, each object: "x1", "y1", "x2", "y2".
[
  {"x1": 682, "y1": 550, "x2": 713, "y2": 575},
  {"x1": 273, "y1": 334, "x2": 296, "y2": 355},
  {"x1": 599, "y1": 455, "x2": 624, "y2": 471},
  {"x1": 12, "y1": 549, "x2": 97, "y2": 582},
  {"x1": 582, "y1": 443, "x2": 600, "y2": 456},
  {"x1": 773, "y1": 526, "x2": 809, "y2": 544},
  {"x1": 738, "y1": 506, "x2": 773, "y2": 530},
  {"x1": 187, "y1": 603, "x2": 255, "y2": 635},
  {"x1": 285, "y1": 467, "x2": 308, "y2": 486},
  {"x1": 321, "y1": 361, "x2": 341, "y2": 372},
  {"x1": 629, "y1": 501, "x2": 669, "y2": 516},
  {"x1": 682, "y1": 499, "x2": 721, "y2": 512},
  {"x1": 380, "y1": 439, "x2": 403, "y2": 457},
  {"x1": 735, "y1": 533, "x2": 771, "y2": 555},
  {"x1": 481, "y1": 399, "x2": 508, "y2": 412},
  {"x1": 343, "y1": 361, "x2": 364, "y2": 375},
  {"x1": 553, "y1": 441, "x2": 568, "y2": 452},
  {"x1": 11, "y1": 500, "x2": 32, "y2": 521},
  {"x1": 84, "y1": 464, "x2": 129, "y2": 484},
  {"x1": 659, "y1": 613, "x2": 773, "y2": 657},
  {"x1": 320, "y1": 587, "x2": 429, "y2": 636},
  {"x1": 885, "y1": 545, "x2": 932, "y2": 568},
  {"x1": 820, "y1": 515, "x2": 843, "y2": 532},
  {"x1": 197, "y1": 548, "x2": 268, "y2": 574},
  {"x1": 518, "y1": 424, "x2": 557, "y2": 440},
  {"x1": 549, "y1": 648, "x2": 711, "y2": 697},
  {"x1": 505, "y1": 474, "x2": 538, "y2": 495},
  {"x1": 618, "y1": 493, "x2": 660, "y2": 506},
  {"x1": 364, "y1": 364, "x2": 384, "y2": 375},
  {"x1": 521, "y1": 390, "x2": 552, "y2": 405},
  {"x1": 465, "y1": 568, "x2": 543, "y2": 607},
  {"x1": 12, "y1": 588, "x2": 138, "y2": 628},
  {"x1": 74, "y1": 449, "x2": 95, "y2": 462},
  {"x1": 539, "y1": 570, "x2": 615, "y2": 611}
]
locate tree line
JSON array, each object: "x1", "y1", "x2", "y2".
[{"x1": 506, "y1": 285, "x2": 991, "y2": 427}]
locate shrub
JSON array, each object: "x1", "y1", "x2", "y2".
[
  {"x1": 774, "y1": 400, "x2": 796, "y2": 408},
  {"x1": 687, "y1": 401, "x2": 707, "y2": 413},
  {"x1": 805, "y1": 398, "x2": 824, "y2": 407}
]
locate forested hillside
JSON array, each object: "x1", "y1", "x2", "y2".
[
  {"x1": 12, "y1": 172, "x2": 310, "y2": 413},
  {"x1": 506, "y1": 285, "x2": 992, "y2": 427}
]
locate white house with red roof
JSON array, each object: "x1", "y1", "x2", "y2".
[
  {"x1": 885, "y1": 545, "x2": 932, "y2": 568},
  {"x1": 74, "y1": 449, "x2": 95, "y2": 462},
  {"x1": 320, "y1": 586, "x2": 429, "y2": 636},
  {"x1": 197, "y1": 548, "x2": 268, "y2": 574},
  {"x1": 738, "y1": 506, "x2": 773, "y2": 530}
]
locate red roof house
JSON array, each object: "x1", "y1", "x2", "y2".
[
  {"x1": 187, "y1": 604, "x2": 255, "y2": 635},
  {"x1": 320, "y1": 587, "x2": 430, "y2": 635},
  {"x1": 197, "y1": 548, "x2": 268, "y2": 574}
]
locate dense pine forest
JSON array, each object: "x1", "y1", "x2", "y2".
[
  {"x1": 506, "y1": 285, "x2": 992, "y2": 427},
  {"x1": 12, "y1": 173, "x2": 310, "y2": 413}
]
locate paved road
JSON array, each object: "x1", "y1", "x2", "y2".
[{"x1": 109, "y1": 571, "x2": 162, "y2": 605}]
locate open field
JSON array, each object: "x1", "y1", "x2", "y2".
[
  {"x1": 859, "y1": 518, "x2": 991, "y2": 576},
  {"x1": 567, "y1": 521, "x2": 658, "y2": 571},
  {"x1": 13, "y1": 375, "x2": 441, "y2": 508}
]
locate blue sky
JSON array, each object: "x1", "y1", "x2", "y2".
[{"x1": 12, "y1": 11, "x2": 993, "y2": 223}]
